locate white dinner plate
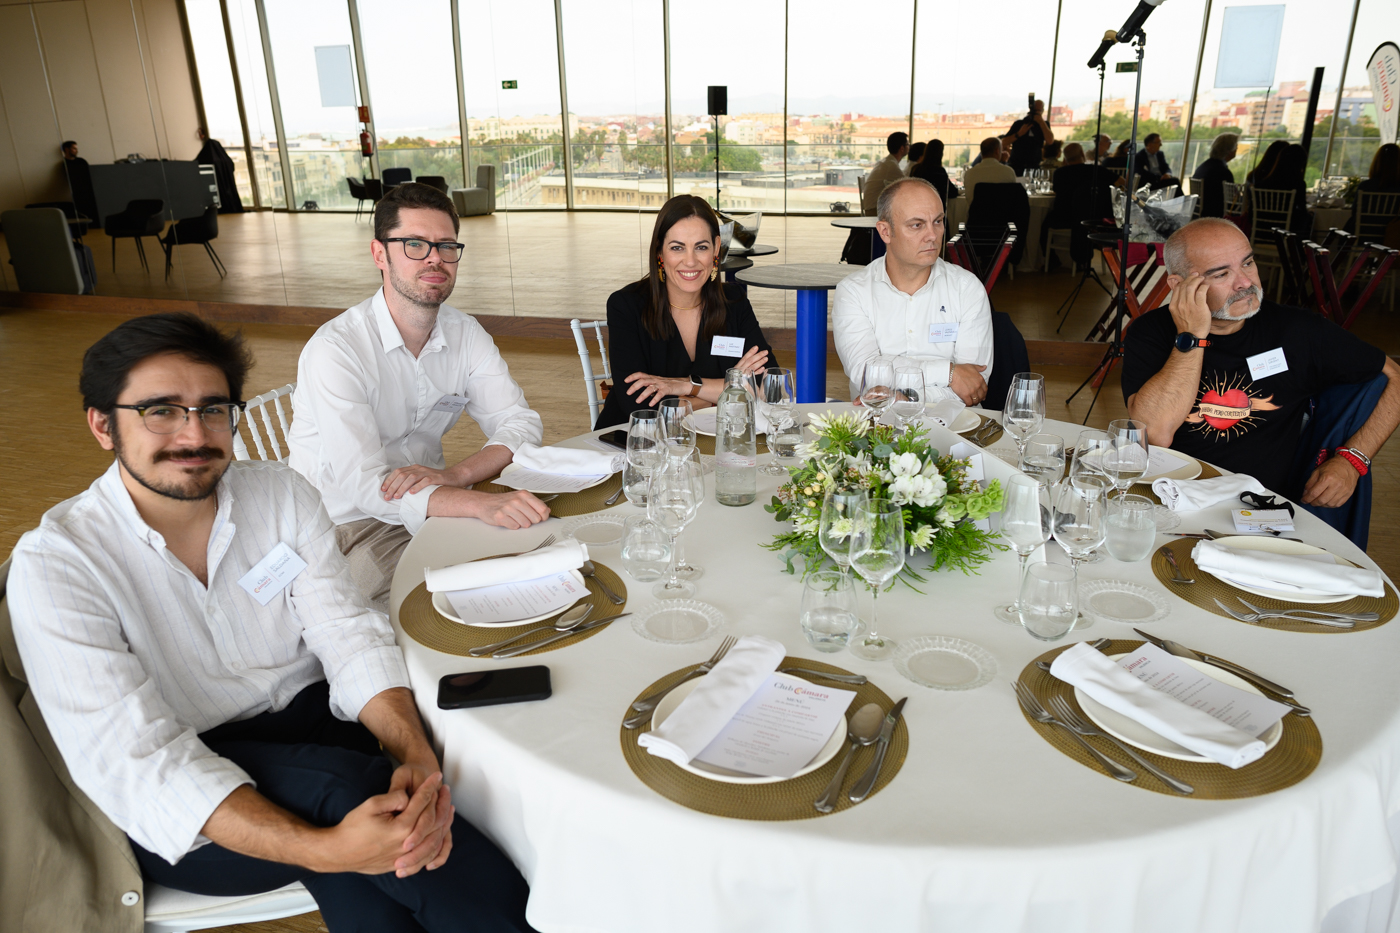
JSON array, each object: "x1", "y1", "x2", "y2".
[
  {"x1": 684, "y1": 407, "x2": 768, "y2": 437},
  {"x1": 939, "y1": 408, "x2": 982, "y2": 434},
  {"x1": 431, "y1": 569, "x2": 587, "y2": 627},
  {"x1": 1206, "y1": 536, "x2": 1361, "y2": 605},
  {"x1": 650, "y1": 675, "x2": 846, "y2": 784},
  {"x1": 1075, "y1": 653, "x2": 1284, "y2": 762},
  {"x1": 1133, "y1": 446, "x2": 1202, "y2": 485},
  {"x1": 495, "y1": 461, "x2": 611, "y2": 494}
]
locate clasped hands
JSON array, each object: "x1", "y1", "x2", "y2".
[
  {"x1": 325, "y1": 760, "x2": 455, "y2": 877},
  {"x1": 624, "y1": 345, "x2": 769, "y2": 407}
]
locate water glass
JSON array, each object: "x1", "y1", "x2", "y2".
[
  {"x1": 892, "y1": 366, "x2": 926, "y2": 428},
  {"x1": 1018, "y1": 433, "x2": 1064, "y2": 487},
  {"x1": 1018, "y1": 562, "x2": 1079, "y2": 642},
  {"x1": 623, "y1": 460, "x2": 651, "y2": 508},
  {"x1": 658, "y1": 397, "x2": 697, "y2": 458},
  {"x1": 1052, "y1": 482, "x2": 1106, "y2": 572},
  {"x1": 799, "y1": 570, "x2": 860, "y2": 653},
  {"x1": 994, "y1": 475, "x2": 1052, "y2": 624},
  {"x1": 755, "y1": 367, "x2": 797, "y2": 475},
  {"x1": 627, "y1": 409, "x2": 662, "y2": 475},
  {"x1": 619, "y1": 515, "x2": 670, "y2": 582},
  {"x1": 1069, "y1": 429, "x2": 1113, "y2": 500},
  {"x1": 1004, "y1": 372, "x2": 1046, "y2": 463},
  {"x1": 648, "y1": 457, "x2": 704, "y2": 598},
  {"x1": 819, "y1": 487, "x2": 869, "y2": 577},
  {"x1": 1106, "y1": 494, "x2": 1157, "y2": 562},
  {"x1": 848, "y1": 498, "x2": 905, "y2": 661},
  {"x1": 1105, "y1": 419, "x2": 1149, "y2": 500},
  {"x1": 859, "y1": 358, "x2": 896, "y2": 422}
]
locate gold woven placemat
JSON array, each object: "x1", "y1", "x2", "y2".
[
  {"x1": 1018, "y1": 640, "x2": 1321, "y2": 798},
  {"x1": 398, "y1": 562, "x2": 627, "y2": 657},
  {"x1": 1135, "y1": 462, "x2": 1221, "y2": 505},
  {"x1": 621, "y1": 656, "x2": 908, "y2": 820},
  {"x1": 474, "y1": 473, "x2": 623, "y2": 518},
  {"x1": 1152, "y1": 537, "x2": 1397, "y2": 631}
]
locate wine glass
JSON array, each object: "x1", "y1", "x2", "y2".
[
  {"x1": 1003, "y1": 373, "x2": 1046, "y2": 464},
  {"x1": 1018, "y1": 562, "x2": 1079, "y2": 642},
  {"x1": 1052, "y1": 482, "x2": 1106, "y2": 575},
  {"x1": 1069, "y1": 429, "x2": 1113, "y2": 500},
  {"x1": 892, "y1": 365, "x2": 926, "y2": 428},
  {"x1": 848, "y1": 498, "x2": 905, "y2": 661},
  {"x1": 647, "y1": 457, "x2": 704, "y2": 599},
  {"x1": 1104, "y1": 419, "x2": 1150, "y2": 501},
  {"x1": 994, "y1": 475, "x2": 1052, "y2": 624},
  {"x1": 662, "y1": 445, "x2": 704, "y2": 581},
  {"x1": 755, "y1": 367, "x2": 796, "y2": 475},
  {"x1": 819, "y1": 486, "x2": 869, "y2": 581},
  {"x1": 1018, "y1": 433, "x2": 1064, "y2": 487},
  {"x1": 627, "y1": 409, "x2": 662, "y2": 476},
  {"x1": 859, "y1": 358, "x2": 896, "y2": 424},
  {"x1": 658, "y1": 397, "x2": 696, "y2": 460}
]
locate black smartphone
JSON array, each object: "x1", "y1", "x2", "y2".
[
  {"x1": 597, "y1": 429, "x2": 628, "y2": 450},
  {"x1": 437, "y1": 666, "x2": 552, "y2": 709}
]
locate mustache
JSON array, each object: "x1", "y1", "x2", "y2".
[
  {"x1": 1222, "y1": 285, "x2": 1262, "y2": 309},
  {"x1": 154, "y1": 446, "x2": 226, "y2": 464}
]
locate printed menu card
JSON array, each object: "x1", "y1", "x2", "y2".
[
  {"x1": 1116, "y1": 644, "x2": 1290, "y2": 737},
  {"x1": 444, "y1": 570, "x2": 585, "y2": 625},
  {"x1": 692, "y1": 673, "x2": 857, "y2": 778}
]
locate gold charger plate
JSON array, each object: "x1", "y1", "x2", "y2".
[{"x1": 475, "y1": 472, "x2": 623, "y2": 518}]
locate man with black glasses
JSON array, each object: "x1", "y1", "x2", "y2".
[
  {"x1": 9, "y1": 313, "x2": 536, "y2": 932},
  {"x1": 289, "y1": 182, "x2": 546, "y2": 610}
]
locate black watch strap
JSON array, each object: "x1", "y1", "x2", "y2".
[{"x1": 1174, "y1": 333, "x2": 1211, "y2": 352}]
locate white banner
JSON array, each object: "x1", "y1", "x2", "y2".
[{"x1": 1367, "y1": 42, "x2": 1400, "y2": 145}]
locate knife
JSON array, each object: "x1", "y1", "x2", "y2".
[
  {"x1": 493, "y1": 613, "x2": 630, "y2": 658},
  {"x1": 1131, "y1": 627, "x2": 1299, "y2": 701},
  {"x1": 847, "y1": 697, "x2": 907, "y2": 803}
]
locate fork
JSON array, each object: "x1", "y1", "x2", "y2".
[
  {"x1": 1157, "y1": 546, "x2": 1195, "y2": 584},
  {"x1": 1236, "y1": 597, "x2": 1377, "y2": 623},
  {"x1": 1048, "y1": 695, "x2": 1194, "y2": 795},
  {"x1": 1013, "y1": 681, "x2": 1137, "y2": 782},
  {"x1": 1213, "y1": 598, "x2": 1360, "y2": 629},
  {"x1": 507, "y1": 533, "x2": 555, "y2": 557},
  {"x1": 624, "y1": 637, "x2": 737, "y2": 728}
]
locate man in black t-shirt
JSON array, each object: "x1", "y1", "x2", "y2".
[
  {"x1": 1003, "y1": 100, "x2": 1054, "y2": 177},
  {"x1": 1122, "y1": 218, "x2": 1400, "y2": 506}
]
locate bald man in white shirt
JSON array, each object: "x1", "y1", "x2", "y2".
[{"x1": 833, "y1": 177, "x2": 994, "y2": 407}]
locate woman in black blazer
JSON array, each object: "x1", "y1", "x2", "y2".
[{"x1": 596, "y1": 195, "x2": 777, "y2": 429}]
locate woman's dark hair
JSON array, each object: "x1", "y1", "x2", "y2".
[
  {"x1": 1246, "y1": 139, "x2": 1289, "y2": 184},
  {"x1": 1043, "y1": 140, "x2": 1063, "y2": 160},
  {"x1": 79, "y1": 312, "x2": 253, "y2": 412},
  {"x1": 373, "y1": 181, "x2": 459, "y2": 243},
  {"x1": 908, "y1": 142, "x2": 926, "y2": 164},
  {"x1": 1370, "y1": 143, "x2": 1400, "y2": 185},
  {"x1": 927, "y1": 139, "x2": 945, "y2": 163},
  {"x1": 1114, "y1": 140, "x2": 1130, "y2": 157},
  {"x1": 639, "y1": 195, "x2": 728, "y2": 342}
]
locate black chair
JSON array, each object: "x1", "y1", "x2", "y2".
[
  {"x1": 347, "y1": 176, "x2": 384, "y2": 220},
  {"x1": 104, "y1": 199, "x2": 164, "y2": 272},
  {"x1": 416, "y1": 175, "x2": 448, "y2": 194},
  {"x1": 985, "y1": 311, "x2": 1030, "y2": 412},
  {"x1": 160, "y1": 206, "x2": 225, "y2": 280},
  {"x1": 382, "y1": 166, "x2": 412, "y2": 187},
  {"x1": 966, "y1": 183, "x2": 1030, "y2": 270}
]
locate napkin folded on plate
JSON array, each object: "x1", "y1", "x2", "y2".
[
  {"x1": 1050, "y1": 643, "x2": 1265, "y2": 769},
  {"x1": 637, "y1": 635, "x2": 786, "y2": 766},
  {"x1": 424, "y1": 540, "x2": 588, "y2": 593},
  {"x1": 1191, "y1": 540, "x2": 1384, "y2": 598},
  {"x1": 1152, "y1": 473, "x2": 1267, "y2": 511},
  {"x1": 925, "y1": 397, "x2": 966, "y2": 429},
  {"x1": 513, "y1": 443, "x2": 622, "y2": 476}
]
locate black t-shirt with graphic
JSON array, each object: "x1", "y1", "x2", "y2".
[{"x1": 1121, "y1": 301, "x2": 1385, "y2": 497}]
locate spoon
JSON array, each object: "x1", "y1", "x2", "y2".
[
  {"x1": 469, "y1": 603, "x2": 593, "y2": 656},
  {"x1": 582, "y1": 560, "x2": 625, "y2": 604},
  {"x1": 814, "y1": 703, "x2": 884, "y2": 813}
]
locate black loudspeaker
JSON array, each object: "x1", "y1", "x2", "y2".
[{"x1": 707, "y1": 85, "x2": 727, "y2": 116}]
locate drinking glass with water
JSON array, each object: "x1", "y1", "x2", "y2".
[
  {"x1": 1018, "y1": 433, "x2": 1064, "y2": 487},
  {"x1": 1105, "y1": 494, "x2": 1157, "y2": 561},
  {"x1": 619, "y1": 515, "x2": 671, "y2": 582},
  {"x1": 800, "y1": 570, "x2": 860, "y2": 652}
]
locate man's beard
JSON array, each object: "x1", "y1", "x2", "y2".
[
  {"x1": 1212, "y1": 284, "x2": 1263, "y2": 321},
  {"x1": 112, "y1": 426, "x2": 227, "y2": 502},
  {"x1": 387, "y1": 255, "x2": 454, "y2": 310}
]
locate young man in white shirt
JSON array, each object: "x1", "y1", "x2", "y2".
[
  {"x1": 9, "y1": 314, "x2": 536, "y2": 932},
  {"x1": 833, "y1": 177, "x2": 994, "y2": 406},
  {"x1": 289, "y1": 183, "x2": 547, "y2": 609}
]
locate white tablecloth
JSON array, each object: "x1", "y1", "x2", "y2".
[
  {"x1": 389, "y1": 407, "x2": 1400, "y2": 933},
  {"x1": 947, "y1": 193, "x2": 1056, "y2": 272}
]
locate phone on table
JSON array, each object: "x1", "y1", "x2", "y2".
[
  {"x1": 597, "y1": 429, "x2": 628, "y2": 450},
  {"x1": 437, "y1": 666, "x2": 552, "y2": 709}
]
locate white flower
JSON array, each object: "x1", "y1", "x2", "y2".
[
  {"x1": 795, "y1": 516, "x2": 818, "y2": 535},
  {"x1": 889, "y1": 451, "x2": 921, "y2": 477},
  {"x1": 910, "y1": 524, "x2": 935, "y2": 549},
  {"x1": 829, "y1": 516, "x2": 854, "y2": 539},
  {"x1": 911, "y1": 476, "x2": 944, "y2": 508},
  {"x1": 889, "y1": 475, "x2": 919, "y2": 505},
  {"x1": 844, "y1": 451, "x2": 870, "y2": 471},
  {"x1": 935, "y1": 506, "x2": 954, "y2": 528}
]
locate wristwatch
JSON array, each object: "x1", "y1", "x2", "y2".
[
  {"x1": 687, "y1": 374, "x2": 702, "y2": 397},
  {"x1": 1174, "y1": 333, "x2": 1211, "y2": 352},
  {"x1": 1335, "y1": 447, "x2": 1371, "y2": 476}
]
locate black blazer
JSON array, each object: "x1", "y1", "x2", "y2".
[
  {"x1": 596, "y1": 280, "x2": 777, "y2": 429},
  {"x1": 1191, "y1": 158, "x2": 1235, "y2": 217},
  {"x1": 1134, "y1": 148, "x2": 1173, "y2": 187}
]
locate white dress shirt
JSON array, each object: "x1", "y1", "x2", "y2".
[
  {"x1": 832, "y1": 255, "x2": 994, "y2": 403},
  {"x1": 288, "y1": 289, "x2": 543, "y2": 534},
  {"x1": 8, "y1": 460, "x2": 410, "y2": 864},
  {"x1": 962, "y1": 158, "x2": 1016, "y2": 208}
]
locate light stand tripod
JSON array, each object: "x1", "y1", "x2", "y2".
[
  {"x1": 1054, "y1": 60, "x2": 1114, "y2": 333},
  {"x1": 1066, "y1": 30, "x2": 1147, "y2": 423}
]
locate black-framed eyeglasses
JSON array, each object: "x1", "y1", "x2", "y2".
[
  {"x1": 111, "y1": 402, "x2": 245, "y2": 434},
  {"x1": 381, "y1": 237, "x2": 464, "y2": 263}
]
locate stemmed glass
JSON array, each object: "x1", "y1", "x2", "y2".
[
  {"x1": 1003, "y1": 373, "x2": 1046, "y2": 465},
  {"x1": 1104, "y1": 419, "x2": 1150, "y2": 501},
  {"x1": 848, "y1": 498, "x2": 905, "y2": 661},
  {"x1": 658, "y1": 397, "x2": 697, "y2": 460},
  {"x1": 1052, "y1": 482, "x2": 1106, "y2": 575},
  {"x1": 1018, "y1": 434, "x2": 1064, "y2": 487},
  {"x1": 626, "y1": 410, "x2": 662, "y2": 507},
  {"x1": 994, "y1": 475, "x2": 1052, "y2": 624},
  {"x1": 892, "y1": 365, "x2": 926, "y2": 428},
  {"x1": 1069, "y1": 429, "x2": 1113, "y2": 500},
  {"x1": 648, "y1": 456, "x2": 704, "y2": 599},
  {"x1": 859, "y1": 358, "x2": 896, "y2": 424},
  {"x1": 819, "y1": 486, "x2": 869, "y2": 581},
  {"x1": 754, "y1": 367, "x2": 797, "y2": 475}
]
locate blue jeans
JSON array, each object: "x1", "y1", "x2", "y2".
[{"x1": 130, "y1": 682, "x2": 535, "y2": 933}]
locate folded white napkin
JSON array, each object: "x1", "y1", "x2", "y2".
[
  {"x1": 1152, "y1": 473, "x2": 1268, "y2": 511},
  {"x1": 1050, "y1": 643, "x2": 1265, "y2": 768},
  {"x1": 637, "y1": 635, "x2": 786, "y2": 766},
  {"x1": 925, "y1": 396, "x2": 966, "y2": 428},
  {"x1": 1191, "y1": 540, "x2": 1384, "y2": 598},
  {"x1": 512, "y1": 443, "x2": 622, "y2": 476},
  {"x1": 424, "y1": 540, "x2": 589, "y2": 593}
]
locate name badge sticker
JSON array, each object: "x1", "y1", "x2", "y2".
[
  {"x1": 1246, "y1": 348, "x2": 1288, "y2": 381},
  {"x1": 432, "y1": 394, "x2": 469, "y2": 414},
  {"x1": 928, "y1": 322, "x2": 960, "y2": 343},
  {"x1": 236, "y1": 542, "x2": 309, "y2": 607},
  {"x1": 711, "y1": 335, "x2": 745, "y2": 358}
]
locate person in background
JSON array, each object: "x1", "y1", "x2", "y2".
[
  {"x1": 1091, "y1": 134, "x2": 1113, "y2": 164},
  {"x1": 1043, "y1": 142, "x2": 1099, "y2": 262},
  {"x1": 862, "y1": 132, "x2": 910, "y2": 215},
  {"x1": 196, "y1": 128, "x2": 246, "y2": 214},
  {"x1": 60, "y1": 140, "x2": 98, "y2": 225},
  {"x1": 834, "y1": 177, "x2": 993, "y2": 408},
  {"x1": 1245, "y1": 139, "x2": 1289, "y2": 186},
  {"x1": 289, "y1": 183, "x2": 547, "y2": 611},
  {"x1": 910, "y1": 139, "x2": 960, "y2": 206},
  {"x1": 1359, "y1": 143, "x2": 1400, "y2": 194},
  {"x1": 1103, "y1": 140, "x2": 1130, "y2": 169},
  {"x1": 905, "y1": 141, "x2": 927, "y2": 175},
  {"x1": 597, "y1": 195, "x2": 775, "y2": 429},
  {"x1": 1191, "y1": 132, "x2": 1239, "y2": 217},
  {"x1": 1003, "y1": 99, "x2": 1054, "y2": 176},
  {"x1": 1040, "y1": 141, "x2": 1065, "y2": 172},
  {"x1": 1252, "y1": 143, "x2": 1310, "y2": 234},
  {"x1": 1134, "y1": 133, "x2": 1177, "y2": 190},
  {"x1": 963, "y1": 137, "x2": 1016, "y2": 209}
]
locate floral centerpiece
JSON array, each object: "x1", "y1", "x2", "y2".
[{"x1": 763, "y1": 411, "x2": 1006, "y2": 586}]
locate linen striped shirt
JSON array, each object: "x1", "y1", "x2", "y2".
[{"x1": 8, "y1": 459, "x2": 410, "y2": 864}]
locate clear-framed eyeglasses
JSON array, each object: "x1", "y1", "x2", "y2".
[
  {"x1": 111, "y1": 402, "x2": 245, "y2": 434},
  {"x1": 380, "y1": 237, "x2": 464, "y2": 263}
]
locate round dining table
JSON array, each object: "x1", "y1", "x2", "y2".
[{"x1": 389, "y1": 407, "x2": 1400, "y2": 933}]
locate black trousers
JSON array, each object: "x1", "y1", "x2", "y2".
[{"x1": 130, "y1": 682, "x2": 536, "y2": 933}]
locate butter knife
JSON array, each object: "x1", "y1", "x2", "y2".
[
  {"x1": 493, "y1": 613, "x2": 629, "y2": 658},
  {"x1": 847, "y1": 697, "x2": 907, "y2": 803},
  {"x1": 1131, "y1": 627, "x2": 1301, "y2": 703}
]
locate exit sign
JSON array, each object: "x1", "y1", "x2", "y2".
[
  {"x1": 1115, "y1": 62, "x2": 1139, "y2": 73},
  {"x1": 502, "y1": 80, "x2": 518, "y2": 89}
]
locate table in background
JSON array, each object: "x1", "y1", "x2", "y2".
[
  {"x1": 721, "y1": 243, "x2": 779, "y2": 288},
  {"x1": 390, "y1": 407, "x2": 1400, "y2": 933},
  {"x1": 734, "y1": 263, "x2": 855, "y2": 402},
  {"x1": 830, "y1": 215, "x2": 884, "y2": 261},
  {"x1": 1312, "y1": 207, "x2": 1352, "y2": 237},
  {"x1": 946, "y1": 193, "x2": 1056, "y2": 272}
]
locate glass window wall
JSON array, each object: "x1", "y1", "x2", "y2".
[
  {"x1": 185, "y1": 0, "x2": 256, "y2": 206},
  {"x1": 223, "y1": 0, "x2": 286, "y2": 207},
  {"x1": 1329, "y1": 0, "x2": 1400, "y2": 178}
]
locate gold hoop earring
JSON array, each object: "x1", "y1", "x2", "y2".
[{"x1": 709, "y1": 264, "x2": 719, "y2": 282}]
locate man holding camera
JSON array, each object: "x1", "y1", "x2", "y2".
[{"x1": 1003, "y1": 98, "x2": 1054, "y2": 176}]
